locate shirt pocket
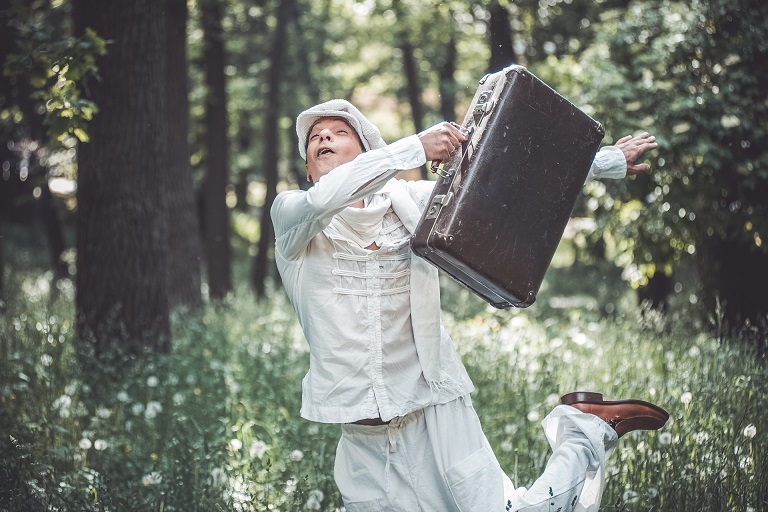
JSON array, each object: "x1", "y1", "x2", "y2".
[{"x1": 444, "y1": 446, "x2": 504, "y2": 512}]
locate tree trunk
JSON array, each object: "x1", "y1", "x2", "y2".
[
  {"x1": 73, "y1": 0, "x2": 170, "y2": 355},
  {"x1": 637, "y1": 270, "x2": 672, "y2": 313},
  {"x1": 40, "y1": 183, "x2": 68, "y2": 281},
  {"x1": 252, "y1": 0, "x2": 294, "y2": 298},
  {"x1": 697, "y1": 235, "x2": 768, "y2": 328},
  {"x1": 392, "y1": 0, "x2": 427, "y2": 179},
  {"x1": 488, "y1": 1, "x2": 516, "y2": 72},
  {"x1": 439, "y1": 31, "x2": 457, "y2": 122},
  {"x1": 201, "y1": 0, "x2": 232, "y2": 299},
  {"x1": 165, "y1": 0, "x2": 202, "y2": 310}
]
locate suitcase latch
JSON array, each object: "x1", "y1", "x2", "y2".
[
  {"x1": 425, "y1": 192, "x2": 453, "y2": 220},
  {"x1": 473, "y1": 92, "x2": 494, "y2": 123}
]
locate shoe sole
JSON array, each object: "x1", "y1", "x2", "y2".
[
  {"x1": 561, "y1": 391, "x2": 670, "y2": 437},
  {"x1": 560, "y1": 392, "x2": 670, "y2": 420}
]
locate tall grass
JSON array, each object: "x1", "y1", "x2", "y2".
[{"x1": 1, "y1": 269, "x2": 766, "y2": 511}]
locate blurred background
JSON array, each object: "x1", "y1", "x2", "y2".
[{"x1": 1, "y1": 0, "x2": 767, "y2": 510}]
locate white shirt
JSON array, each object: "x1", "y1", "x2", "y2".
[{"x1": 272, "y1": 136, "x2": 626, "y2": 424}]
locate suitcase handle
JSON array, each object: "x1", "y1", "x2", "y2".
[{"x1": 430, "y1": 124, "x2": 474, "y2": 181}]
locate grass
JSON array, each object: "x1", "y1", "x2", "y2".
[{"x1": 1, "y1": 260, "x2": 767, "y2": 511}]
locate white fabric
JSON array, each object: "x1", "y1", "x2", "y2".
[
  {"x1": 296, "y1": 99, "x2": 387, "y2": 160},
  {"x1": 273, "y1": 135, "x2": 628, "y2": 424},
  {"x1": 335, "y1": 193, "x2": 391, "y2": 248},
  {"x1": 587, "y1": 146, "x2": 626, "y2": 181},
  {"x1": 333, "y1": 400, "x2": 617, "y2": 512},
  {"x1": 273, "y1": 135, "x2": 474, "y2": 423}
]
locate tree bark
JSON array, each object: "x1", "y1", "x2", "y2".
[
  {"x1": 637, "y1": 270, "x2": 671, "y2": 313},
  {"x1": 439, "y1": 31, "x2": 457, "y2": 122},
  {"x1": 73, "y1": 0, "x2": 170, "y2": 355},
  {"x1": 488, "y1": 1, "x2": 516, "y2": 72},
  {"x1": 697, "y1": 235, "x2": 768, "y2": 328},
  {"x1": 252, "y1": 0, "x2": 295, "y2": 298},
  {"x1": 201, "y1": 0, "x2": 232, "y2": 299},
  {"x1": 165, "y1": 0, "x2": 203, "y2": 310}
]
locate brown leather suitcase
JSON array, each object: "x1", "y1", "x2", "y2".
[{"x1": 410, "y1": 65, "x2": 605, "y2": 308}]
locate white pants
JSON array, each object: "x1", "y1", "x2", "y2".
[{"x1": 334, "y1": 400, "x2": 618, "y2": 512}]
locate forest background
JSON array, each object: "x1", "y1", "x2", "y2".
[{"x1": 1, "y1": 0, "x2": 767, "y2": 510}]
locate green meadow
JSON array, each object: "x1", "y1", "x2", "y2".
[{"x1": 2, "y1": 253, "x2": 765, "y2": 511}]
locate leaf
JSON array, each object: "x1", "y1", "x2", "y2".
[{"x1": 74, "y1": 128, "x2": 90, "y2": 142}]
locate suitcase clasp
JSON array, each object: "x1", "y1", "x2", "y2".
[
  {"x1": 473, "y1": 92, "x2": 494, "y2": 123},
  {"x1": 424, "y1": 192, "x2": 453, "y2": 220}
]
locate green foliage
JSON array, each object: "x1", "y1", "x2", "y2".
[
  {"x1": 2, "y1": 1, "x2": 107, "y2": 142},
  {"x1": 561, "y1": 0, "x2": 768, "y2": 287}
]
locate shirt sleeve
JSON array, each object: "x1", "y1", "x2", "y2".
[
  {"x1": 585, "y1": 146, "x2": 627, "y2": 182},
  {"x1": 272, "y1": 135, "x2": 427, "y2": 261}
]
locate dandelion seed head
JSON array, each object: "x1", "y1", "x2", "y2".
[
  {"x1": 94, "y1": 439, "x2": 108, "y2": 451},
  {"x1": 229, "y1": 439, "x2": 243, "y2": 451},
  {"x1": 680, "y1": 391, "x2": 693, "y2": 404},
  {"x1": 500, "y1": 440, "x2": 513, "y2": 452},
  {"x1": 79, "y1": 438, "x2": 92, "y2": 450},
  {"x1": 250, "y1": 439, "x2": 268, "y2": 458},
  {"x1": 743, "y1": 424, "x2": 757, "y2": 439},
  {"x1": 144, "y1": 401, "x2": 162, "y2": 419},
  {"x1": 146, "y1": 376, "x2": 159, "y2": 387},
  {"x1": 659, "y1": 432, "x2": 672, "y2": 445},
  {"x1": 306, "y1": 489, "x2": 324, "y2": 510},
  {"x1": 290, "y1": 449, "x2": 304, "y2": 461},
  {"x1": 622, "y1": 490, "x2": 639, "y2": 504}
]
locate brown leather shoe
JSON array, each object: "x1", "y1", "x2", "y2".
[{"x1": 561, "y1": 391, "x2": 669, "y2": 438}]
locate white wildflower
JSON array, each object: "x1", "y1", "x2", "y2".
[
  {"x1": 173, "y1": 392, "x2": 184, "y2": 406},
  {"x1": 117, "y1": 391, "x2": 130, "y2": 403},
  {"x1": 142, "y1": 472, "x2": 162, "y2": 486},
  {"x1": 131, "y1": 403, "x2": 145, "y2": 416},
  {"x1": 306, "y1": 489, "x2": 324, "y2": 510},
  {"x1": 249, "y1": 439, "x2": 268, "y2": 458},
  {"x1": 79, "y1": 438, "x2": 92, "y2": 450},
  {"x1": 290, "y1": 449, "x2": 304, "y2": 461},
  {"x1": 739, "y1": 456, "x2": 753, "y2": 471},
  {"x1": 743, "y1": 424, "x2": 757, "y2": 439},
  {"x1": 307, "y1": 424, "x2": 320, "y2": 435},
  {"x1": 65, "y1": 382, "x2": 77, "y2": 395},
  {"x1": 622, "y1": 490, "x2": 639, "y2": 504},
  {"x1": 285, "y1": 479, "x2": 297, "y2": 494},
  {"x1": 53, "y1": 394, "x2": 72, "y2": 411},
  {"x1": 144, "y1": 401, "x2": 163, "y2": 420},
  {"x1": 229, "y1": 439, "x2": 243, "y2": 451},
  {"x1": 96, "y1": 407, "x2": 111, "y2": 419}
]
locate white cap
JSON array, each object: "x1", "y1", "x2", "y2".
[{"x1": 296, "y1": 99, "x2": 387, "y2": 160}]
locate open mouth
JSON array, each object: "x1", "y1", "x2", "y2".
[{"x1": 317, "y1": 148, "x2": 334, "y2": 157}]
